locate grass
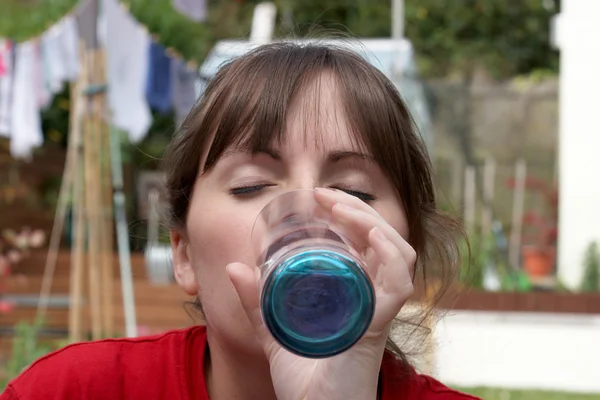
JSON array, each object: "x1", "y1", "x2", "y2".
[{"x1": 457, "y1": 387, "x2": 600, "y2": 400}]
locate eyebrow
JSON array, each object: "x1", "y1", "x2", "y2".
[
  {"x1": 327, "y1": 150, "x2": 374, "y2": 163},
  {"x1": 222, "y1": 148, "x2": 373, "y2": 163},
  {"x1": 222, "y1": 147, "x2": 282, "y2": 161}
]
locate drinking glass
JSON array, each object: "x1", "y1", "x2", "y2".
[{"x1": 252, "y1": 189, "x2": 375, "y2": 358}]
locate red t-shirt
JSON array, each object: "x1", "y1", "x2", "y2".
[{"x1": 1, "y1": 326, "x2": 479, "y2": 399}]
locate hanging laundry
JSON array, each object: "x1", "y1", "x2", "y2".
[
  {"x1": 146, "y1": 41, "x2": 173, "y2": 114},
  {"x1": 10, "y1": 41, "x2": 44, "y2": 160},
  {"x1": 102, "y1": 0, "x2": 152, "y2": 143},
  {"x1": 76, "y1": 0, "x2": 100, "y2": 49},
  {"x1": 41, "y1": 20, "x2": 68, "y2": 95},
  {"x1": 0, "y1": 39, "x2": 14, "y2": 137},
  {"x1": 171, "y1": 57, "x2": 198, "y2": 128},
  {"x1": 42, "y1": 15, "x2": 81, "y2": 96},
  {"x1": 172, "y1": 0, "x2": 207, "y2": 22},
  {"x1": 60, "y1": 16, "x2": 81, "y2": 82},
  {"x1": 35, "y1": 41, "x2": 52, "y2": 109},
  {"x1": 0, "y1": 42, "x2": 7, "y2": 76}
]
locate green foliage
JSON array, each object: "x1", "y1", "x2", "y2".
[
  {"x1": 1, "y1": 320, "x2": 66, "y2": 389},
  {"x1": 0, "y1": 0, "x2": 77, "y2": 42},
  {"x1": 580, "y1": 242, "x2": 600, "y2": 293},
  {"x1": 275, "y1": 0, "x2": 391, "y2": 37},
  {"x1": 459, "y1": 230, "x2": 533, "y2": 292},
  {"x1": 456, "y1": 386, "x2": 600, "y2": 400},
  {"x1": 41, "y1": 86, "x2": 71, "y2": 147},
  {"x1": 125, "y1": 0, "x2": 210, "y2": 62},
  {"x1": 126, "y1": 0, "x2": 263, "y2": 63},
  {"x1": 459, "y1": 232, "x2": 494, "y2": 290},
  {"x1": 498, "y1": 267, "x2": 533, "y2": 293},
  {"x1": 404, "y1": 0, "x2": 559, "y2": 79},
  {"x1": 283, "y1": 0, "x2": 559, "y2": 79}
]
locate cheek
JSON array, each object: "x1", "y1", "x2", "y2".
[
  {"x1": 376, "y1": 198, "x2": 410, "y2": 239},
  {"x1": 187, "y1": 198, "x2": 257, "y2": 274},
  {"x1": 184, "y1": 195, "x2": 255, "y2": 325}
]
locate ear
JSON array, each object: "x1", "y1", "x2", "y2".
[{"x1": 171, "y1": 229, "x2": 199, "y2": 296}]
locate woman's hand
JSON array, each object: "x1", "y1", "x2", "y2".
[{"x1": 226, "y1": 188, "x2": 416, "y2": 400}]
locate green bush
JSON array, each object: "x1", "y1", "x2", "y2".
[
  {"x1": 0, "y1": 0, "x2": 77, "y2": 42},
  {"x1": 580, "y1": 242, "x2": 600, "y2": 293},
  {"x1": 1, "y1": 320, "x2": 66, "y2": 390},
  {"x1": 280, "y1": 0, "x2": 559, "y2": 79}
]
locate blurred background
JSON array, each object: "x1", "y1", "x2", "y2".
[{"x1": 1, "y1": 0, "x2": 599, "y2": 399}]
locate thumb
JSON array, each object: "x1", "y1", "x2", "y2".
[{"x1": 226, "y1": 262, "x2": 279, "y2": 358}]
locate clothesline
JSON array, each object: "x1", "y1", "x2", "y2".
[
  {"x1": 7, "y1": 1, "x2": 198, "y2": 69},
  {"x1": 0, "y1": 0, "x2": 201, "y2": 160}
]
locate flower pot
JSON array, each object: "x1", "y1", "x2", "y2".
[{"x1": 522, "y1": 246, "x2": 555, "y2": 277}]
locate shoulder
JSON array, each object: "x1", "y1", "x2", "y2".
[
  {"x1": 380, "y1": 352, "x2": 480, "y2": 400},
  {"x1": 2, "y1": 327, "x2": 202, "y2": 400}
]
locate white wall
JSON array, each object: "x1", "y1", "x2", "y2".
[
  {"x1": 557, "y1": 0, "x2": 600, "y2": 289},
  {"x1": 432, "y1": 311, "x2": 600, "y2": 394}
]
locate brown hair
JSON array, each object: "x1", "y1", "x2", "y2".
[{"x1": 163, "y1": 41, "x2": 462, "y2": 369}]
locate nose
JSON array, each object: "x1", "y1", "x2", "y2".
[
  {"x1": 282, "y1": 213, "x2": 301, "y2": 225},
  {"x1": 289, "y1": 173, "x2": 319, "y2": 193},
  {"x1": 261, "y1": 187, "x2": 326, "y2": 227}
]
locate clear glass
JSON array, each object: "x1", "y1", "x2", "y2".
[{"x1": 252, "y1": 190, "x2": 375, "y2": 358}]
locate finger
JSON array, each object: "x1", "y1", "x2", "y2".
[
  {"x1": 332, "y1": 203, "x2": 417, "y2": 270},
  {"x1": 369, "y1": 228, "x2": 412, "y2": 293},
  {"x1": 362, "y1": 246, "x2": 382, "y2": 283},
  {"x1": 314, "y1": 187, "x2": 381, "y2": 219},
  {"x1": 314, "y1": 187, "x2": 416, "y2": 269},
  {"x1": 368, "y1": 227, "x2": 415, "y2": 331},
  {"x1": 226, "y1": 262, "x2": 280, "y2": 358}
]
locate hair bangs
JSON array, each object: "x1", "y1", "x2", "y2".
[{"x1": 200, "y1": 43, "x2": 380, "y2": 172}]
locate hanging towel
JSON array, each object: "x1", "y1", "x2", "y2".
[
  {"x1": 172, "y1": 0, "x2": 207, "y2": 22},
  {"x1": 171, "y1": 57, "x2": 198, "y2": 128},
  {"x1": 40, "y1": 15, "x2": 80, "y2": 104},
  {"x1": 60, "y1": 16, "x2": 81, "y2": 82},
  {"x1": 103, "y1": 0, "x2": 152, "y2": 143},
  {"x1": 35, "y1": 41, "x2": 52, "y2": 109},
  {"x1": 10, "y1": 41, "x2": 44, "y2": 160},
  {"x1": 0, "y1": 39, "x2": 14, "y2": 137},
  {"x1": 41, "y1": 24, "x2": 65, "y2": 95},
  {"x1": 146, "y1": 42, "x2": 173, "y2": 114}
]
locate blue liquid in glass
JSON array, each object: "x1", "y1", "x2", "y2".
[{"x1": 261, "y1": 249, "x2": 375, "y2": 358}]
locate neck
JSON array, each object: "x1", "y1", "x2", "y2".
[{"x1": 205, "y1": 332, "x2": 277, "y2": 400}]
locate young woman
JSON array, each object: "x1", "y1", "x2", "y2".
[{"x1": 1, "y1": 42, "x2": 479, "y2": 400}]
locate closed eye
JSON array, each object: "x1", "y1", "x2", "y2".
[
  {"x1": 230, "y1": 185, "x2": 374, "y2": 202},
  {"x1": 229, "y1": 184, "x2": 274, "y2": 196},
  {"x1": 332, "y1": 187, "x2": 376, "y2": 202}
]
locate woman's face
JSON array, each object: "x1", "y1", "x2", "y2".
[{"x1": 171, "y1": 73, "x2": 409, "y2": 354}]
